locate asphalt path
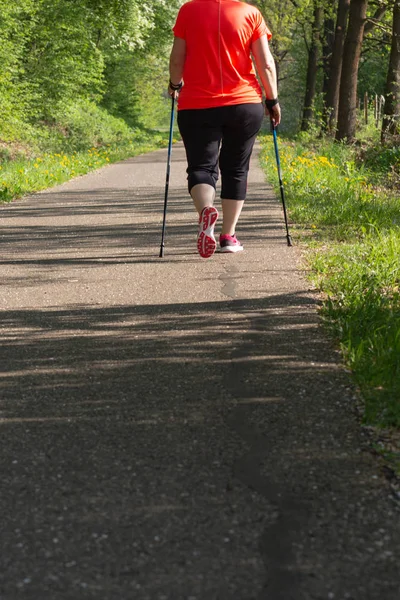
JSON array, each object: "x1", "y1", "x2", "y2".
[{"x1": 1, "y1": 143, "x2": 399, "y2": 600}]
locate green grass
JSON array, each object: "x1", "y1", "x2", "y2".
[
  {"x1": 313, "y1": 234, "x2": 400, "y2": 426},
  {"x1": 260, "y1": 131, "x2": 400, "y2": 432}
]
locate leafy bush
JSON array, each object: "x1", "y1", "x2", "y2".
[
  {"x1": 53, "y1": 100, "x2": 138, "y2": 152},
  {"x1": 359, "y1": 144, "x2": 400, "y2": 189}
]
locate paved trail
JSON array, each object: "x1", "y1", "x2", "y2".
[{"x1": 1, "y1": 144, "x2": 399, "y2": 600}]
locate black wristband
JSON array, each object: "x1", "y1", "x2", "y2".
[
  {"x1": 265, "y1": 98, "x2": 279, "y2": 108},
  {"x1": 169, "y1": 80, "x2": 183, "y2": 91}
]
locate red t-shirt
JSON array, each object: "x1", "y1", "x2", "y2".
[{"x1": 173, "y1": 0, "x2": 271, "y2": 110}]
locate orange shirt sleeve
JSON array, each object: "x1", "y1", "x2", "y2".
[
  {"x1": 172, "y1": 5, "x2": 187, "y2": 40},
  {"x1": 251, "y1": 12, "x2": 272, "y2": 43}
]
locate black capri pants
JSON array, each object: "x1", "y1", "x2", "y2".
[{"x1": 177, "y1": 103, "x2": 264, "y2": 200}]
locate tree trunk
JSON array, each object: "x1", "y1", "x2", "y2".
[
  {"x1": 301, "y1": 2, "x2": 324, "y2": 131},
  {"x1": 381, "y1": 0, "x2": 400, "y2": 142},
  {"x1": 336, "y1": 0, "x2": 368, "y2": 142},
  {"x1": 324, "y1": 0, "x2": 351, "y2": 131},
  {"x1": 322, "y1": 15, "x2": 336, "y2": 106}
]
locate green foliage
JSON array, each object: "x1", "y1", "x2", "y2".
[
  {"x1": 101, "y1": 49, "x2": 171, "y2": 129},
  {"x1": 100, "y1": 0, "x2": 182, "y2": 128},
  {"x1": 358, "y1": 46, "x2": 392, "y2": 98},
  {"x1": 0, "y1": 0, "x2": 36, "y2": 137},
  {"x1": 0, "y1": 0, "x2": 182, "y2": 150},
  {"x1": 22, "y1": 1, "x2": 106, "y2": 118},
  {"x1": 359, "y1": 143, "x2": 400, "y2": 189},
  {"x1": 43, "y1": 100, "x2": 136, "y2": 152},
  {"x1": 277, "y1": 35, "x2": 309, "y2": 133}
]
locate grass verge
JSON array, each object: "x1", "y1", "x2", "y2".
[
  {"x1": 0, "y1": 134, "x2": 169, "y2": 204},
  {"x1": 260, "y1": 131, "x2": 400, "y2": 440}
]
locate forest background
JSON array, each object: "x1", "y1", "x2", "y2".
[
  {"x1": 0, "y1": 0, "x2": 399, "y2": 463},
  {"x1": 1, "y1": 0, "x2": 398, "y2": 152}
]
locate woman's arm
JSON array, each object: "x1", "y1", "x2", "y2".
[
  {"x1": 169, "y1": 37, "x2": 186, "y2": 97},
  {"x1": 251, "y1": 34, "x2": 281, "y2": 125}
]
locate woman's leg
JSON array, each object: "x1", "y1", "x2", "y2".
[
  {"x1": 177, "y1": 108, "x2": 223, "y2": 258},
  {"x1": 190, "y1": 183, "x2": 216, "y2": 215},
  {"x1": 177, "y1": 109, "x2": 221, "y2": 212},
  {"x1": 220, "y1": 199, "x2": 245, "y2": 235},
  {"x1": 219, "y1": 103, "x2": 264, "y2": 242}
]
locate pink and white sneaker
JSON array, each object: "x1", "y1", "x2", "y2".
[
  {"x1": 219, "y1": 234, "x2": 244, "y2": 253},
  {"x1": 197, "y1": 206, "x2": 219, "y2": 259}
]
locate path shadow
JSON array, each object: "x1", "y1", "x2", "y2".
[
  {"x1": 1, "y1": 295, "x2": 398, "y2": 599},
  {"x1": 0, "y1": 188, "x2": 289, "y2": 277}
]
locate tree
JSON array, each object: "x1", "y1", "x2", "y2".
[
  {"x1": 336, "y1": 0, "x2": 369, "y2": 142},
  {"x1": 323, "y1": 0, "x2": 351, "y2": 131},
  {"x1": 382, "y1": 0, "x2": 400, "y2": 140},
  {"x1": 301, "y1": 0, "x2": 325, "y2": 130},
  {"x1": 321, "y1": 6, "x2": 336, "y2": 120}
]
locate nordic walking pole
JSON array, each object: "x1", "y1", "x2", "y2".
[
  {"x1": 271, "y1": 122, "x2": 293, "y2": 247},
  {"x1": 159, "y1": 95, "x2": 176, "y2": 258}
]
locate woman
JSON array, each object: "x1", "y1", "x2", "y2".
[{"x1": 169, "y1": 0, "x2": 281, "y2": 258}]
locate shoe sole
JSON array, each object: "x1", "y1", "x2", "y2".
[
  {"x1": 197, "y1": 206, "x2": 218, "y2": 259},
  {"x1": 219, "y1": 245, "x2": 244, "y2": 253}
]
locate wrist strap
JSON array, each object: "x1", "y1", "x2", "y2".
[
  {"x1": 265, "y1": 98, "x2": 279, "y2": 108},
  {"x1": 169, "y1": 80, "x2": 183, "y2": 91}
]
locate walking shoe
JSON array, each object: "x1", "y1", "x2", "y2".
[
  {"x1": 197, "y1": 206, "x2": 219, "y2": 259},
  {"x1": 219, "y1": 234, "x2": 244, "y2": 253}
]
